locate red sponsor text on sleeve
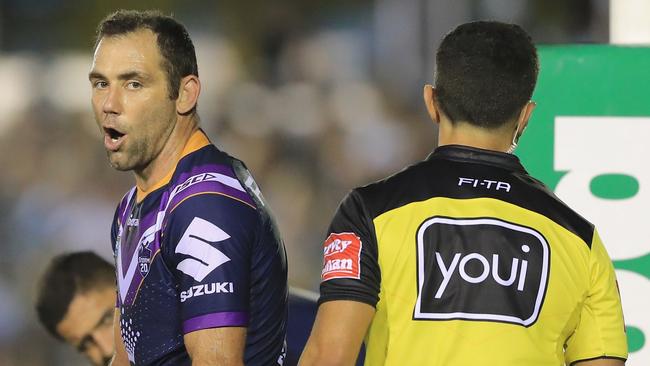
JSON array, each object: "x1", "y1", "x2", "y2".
[{"x1": 321, "y1": 232, "x2": 362, "y2": 281}]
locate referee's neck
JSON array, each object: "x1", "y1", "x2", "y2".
[{"x1": 437, "y1": 119, "x2": 514, "y2": 153}]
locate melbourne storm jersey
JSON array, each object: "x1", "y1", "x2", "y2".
[
  {"x1": 319, "y1": 145, "x2": 627, "y2": 365},
  {"x1": 111, "y1": 130, "x2": 287, "y2": 365}
]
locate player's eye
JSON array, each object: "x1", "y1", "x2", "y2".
[
  {"x1": 100, "y1": 309, "x2": 113, "y2": 326},
  {"x1": 126, "y1": 81, "x2": 142, "y2": 89},
  {"x1": 93, "y1": 80, "x2": 108, "y2": 89},
  {"x1": 77, "y1": 339, "x2": 90, "y2": 353}
]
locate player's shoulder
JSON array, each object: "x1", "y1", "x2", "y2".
[{"x1": 168, "y1": 144, "x2": 259, "y2": 212}]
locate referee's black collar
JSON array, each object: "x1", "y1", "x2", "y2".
[{"x1": 427, "y1": 144, "x2": 526, "y2": 172}]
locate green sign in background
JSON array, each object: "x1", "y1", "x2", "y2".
[{"x1": 517, "y1": 45, "x2": 650, "y2": 353}]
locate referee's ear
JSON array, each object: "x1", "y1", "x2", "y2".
[
  {"x1": 514, "y1": 101, "x2": 536, "y2": 140},
  {"x1": 423, "y1": 84, "x2": 441, "y2": 125}
]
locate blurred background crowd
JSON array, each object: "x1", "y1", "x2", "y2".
[{"x1": 0, "y1": 0, "x2": 610, "y2": 364}]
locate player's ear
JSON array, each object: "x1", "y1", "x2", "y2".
[
  {"x1": 515, "y1": 101, "x2": 536, "y2": 139},
  {"x1": 423, "y1": 85, "x2": 441, "y2": 125},
  {"x1": 176, "y1": 75, "x2": 201, "y2": 115}
]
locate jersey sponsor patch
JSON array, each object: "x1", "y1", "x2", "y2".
[
  {"x1": 180, "y1": 282, "x2": 234, "y2": 302},
  {"x1": 321, "y1": 232, "x2": 362, "y2": 281},
  {"x1": 414, "y1": 217, "x2": 550, "y2": 327},
  {"x1": 175, "y1": 217, "x2": 232, "y2": 282}
]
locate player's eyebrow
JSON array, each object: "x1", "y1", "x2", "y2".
[
  {"x1": 88, "y1": 71, "x2": 105, "y2": 81},
  {"x1": 88, "y1": 70, "x2": 152, "y2": 81},
  {"x1": 116, "y1": 70, "x2": 152, "y2": 81}
]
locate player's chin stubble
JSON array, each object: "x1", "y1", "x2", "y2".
[
  {"x1": 106, "y1": 150, "x2": 129, "y2": 171},
  {"x1": 106, "y1": 140, "x2": 150, "y2": 172}
]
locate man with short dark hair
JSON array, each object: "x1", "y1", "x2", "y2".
[
  {"x1": 35, "y1": 252, "x2": 116, "y2": 366},
  {"x1": 300, "y1": 21, "x2": 627, "y2": 365},
  {"x1": 90, "y1": 10, "x2": 288, "y2": 365}
]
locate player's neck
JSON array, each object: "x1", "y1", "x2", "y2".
[
  {"x1": 437, "y1": 119, "x2": 514, "y2": 153},
  {"x1": 134, "y1": 118, "x2": 199, "y2": 198}
]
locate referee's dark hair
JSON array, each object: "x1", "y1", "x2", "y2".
[
  {"x1": 94, "y1": 9, "x2": 199, "y2": 101},
  {"x1": 435, "y1": 21, "x2": 539, "y2": 129},
  {"x1": 35, "y1": 251, "x2": 115, "y2": 340}
]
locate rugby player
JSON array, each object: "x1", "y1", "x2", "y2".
[
  {"x1": 300, "y1": 21, "x2": 627, "y2": 365},
  {"x1": 89, "y1": 10, "x2": 287, "y2": 365},
  {"x1": 35, "y1": 252, "x2": 116, "y2": 366}
]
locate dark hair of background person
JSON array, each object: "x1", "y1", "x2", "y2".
[
  {"x1": 35, "y1": 251, "x2": 115, "y2": 340},
  {"x1": 434, "y1": 20, "x2": 539, "y2": 129},
  {"x1": 94, "y1": 9, "x2": 199, "y2": 101}
]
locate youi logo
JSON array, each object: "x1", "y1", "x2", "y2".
[
  {"x1": 432, "y1": 243, "x2": 533, "y2": 299},
  {"x1": 414, "y1": 217, "x2": 550, "y2": 327}
]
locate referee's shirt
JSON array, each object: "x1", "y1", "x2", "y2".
[{"x1": 319, "y1": 145, "x2": 627, "y2": 365}]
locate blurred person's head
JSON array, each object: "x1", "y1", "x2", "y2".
[
  {"x1": 35, "y1": 252, "x2": 116, "y2": 366},
  {"x1": 424, "y1": 21, "x2": 539, "y2": 152},
  {"x1": 89, "y1": 10, "x2": 201, "y2": 176}
]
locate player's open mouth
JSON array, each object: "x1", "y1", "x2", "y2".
[
  {"x1": 103, "y1": 127, "x2": 126, "y2": 151},
  {"x1": 107, "y1": 127, "x2": 124, "y2": 141}
]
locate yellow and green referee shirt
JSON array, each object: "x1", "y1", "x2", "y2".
[{"x1": 319, "y1": 145, "x2": 627, "y2": 365}]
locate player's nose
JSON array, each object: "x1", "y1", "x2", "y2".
[{"x1": 102, "y1": 87, "x2": 122, "y2": 115}]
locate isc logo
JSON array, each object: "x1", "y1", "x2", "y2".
[{"x1": 414, "y1": 217, "x2": 550, "y2": 327}]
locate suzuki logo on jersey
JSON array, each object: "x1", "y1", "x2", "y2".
[
  {"x1": 175, "y1": 217, "x2": 232, "y2": 282},
  {"x1": 180, "y1": 282, "x2": 234, "y2": 302},
  {"x1": 321, "y1": 232, "x2": 362, "y2": 281},
  {"x1": 458, "y1": 177, "x2": 511, "y2": 192},
  {"x1": 414, "y1": 217, "x2": 550, "y2": 327}
]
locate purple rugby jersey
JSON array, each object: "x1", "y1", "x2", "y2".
[{"x1": 111, "y1": 130, "x2": 288, "y2": 365}]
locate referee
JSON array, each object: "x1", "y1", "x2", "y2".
[{"x1": 300, "y1": 21, "x2": 627, "y2": 365}]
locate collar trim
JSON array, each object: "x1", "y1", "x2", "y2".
[{"x1": 427, "y1": 144, "x2": 525, "y2": 172}]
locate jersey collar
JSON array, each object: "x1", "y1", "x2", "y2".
[{"x1": 427, "y1": 144, "x2": 526, "y2": 172}]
